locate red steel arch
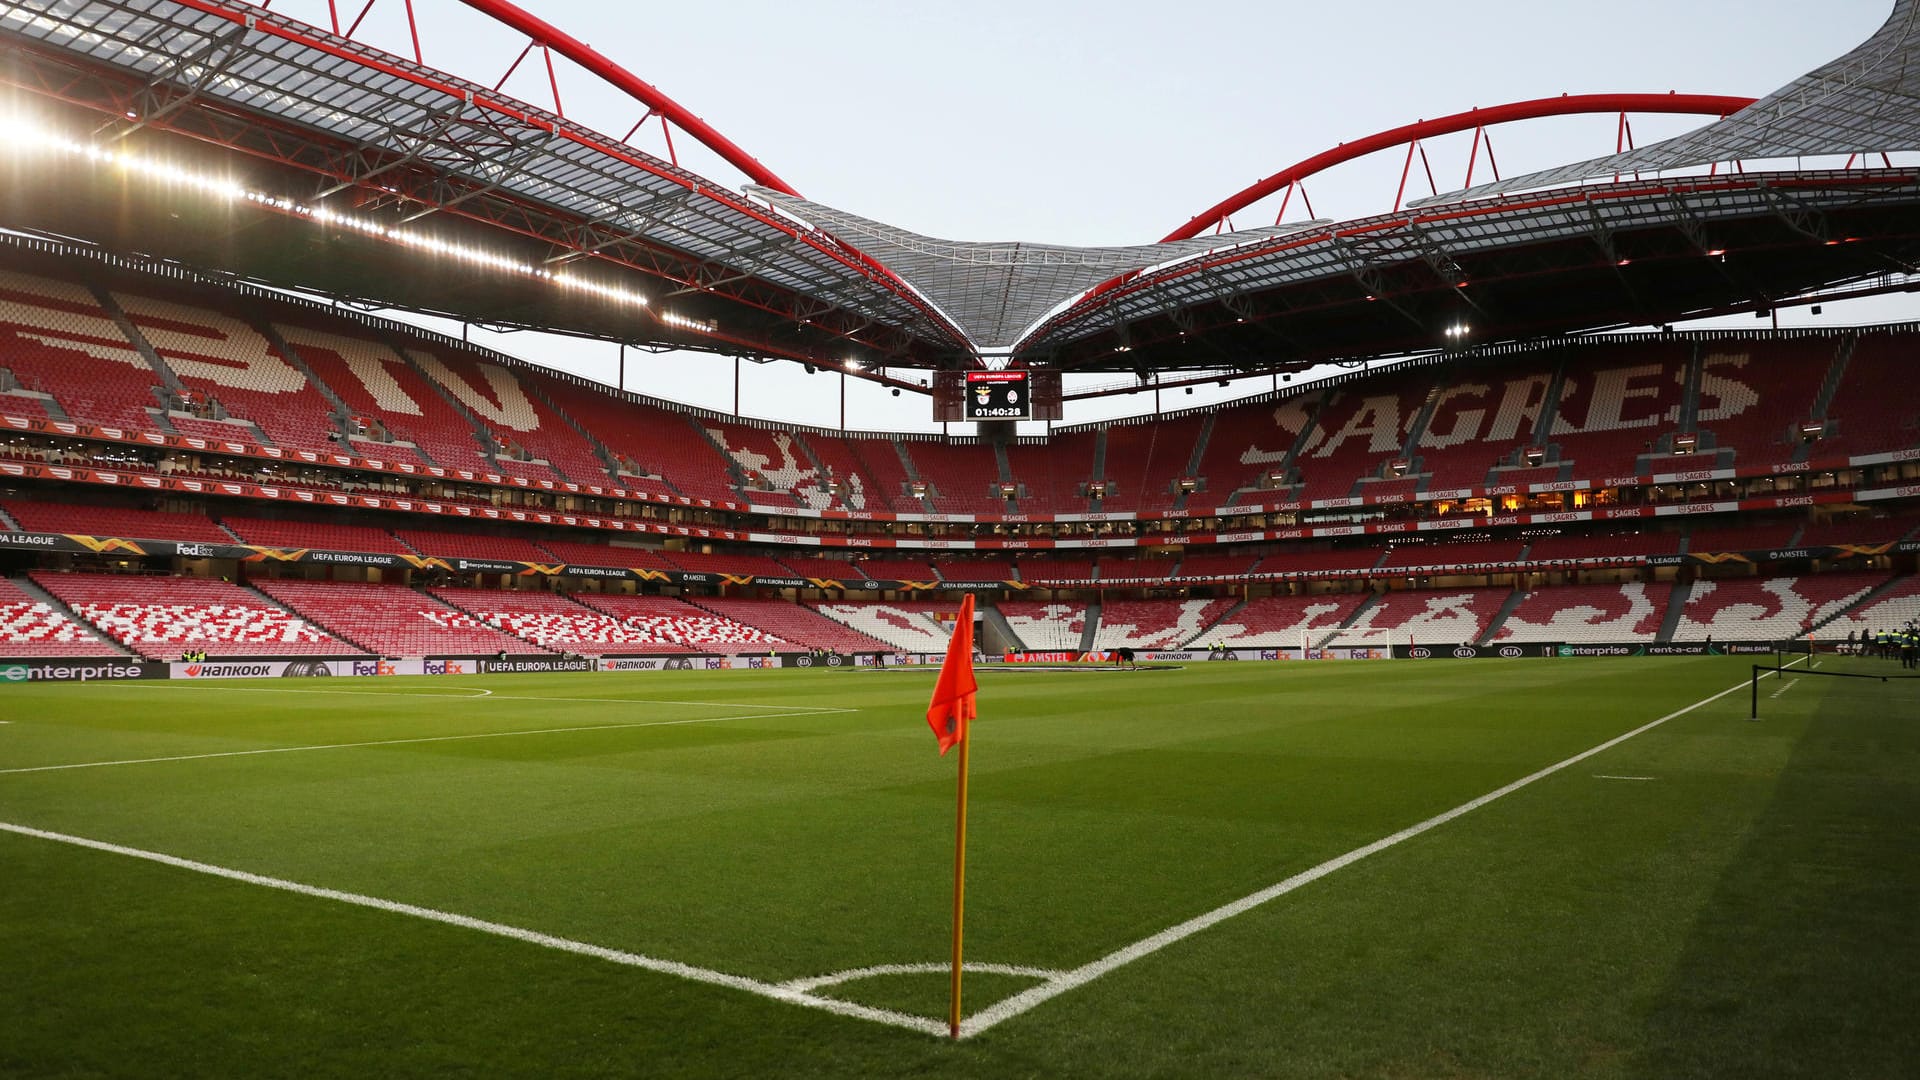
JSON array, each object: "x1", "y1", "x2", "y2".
[
  {"x1": 1163, "y1": 92, "x2": 1755, "y2": 243},
  {"x1": 453, "y1": 0, "x2": 799, "y2": 195}
]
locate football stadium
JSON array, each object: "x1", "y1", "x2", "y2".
[{"x1": 2, "y1": 1, "x2": 1918, "y2": 1076}]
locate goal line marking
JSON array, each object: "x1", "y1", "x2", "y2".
[{"x1": 0, "y1": 706, "x2": 854, "y2": 776}]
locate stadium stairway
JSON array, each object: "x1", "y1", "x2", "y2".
[
  {"x1": 1797, "y1": 334, "x2": 1857, "y2": 462},
  {"x1": 396, "y1": 345, "x2": 509, "y2": 475},
  {"x1": 1321, "y1": 592, "x2": 1382, "y2": 648},
  {"x1": 260, "y1": 322, "x2": 354, "y2": 431},
  {"x1": 1655, "y1": 581, "x2": 1692, "y2": 643},
  {"x1": 1079, "y1": 602, "x2": 1101, "y2": 654},
  {"x1": 90, "y1": 285, "x2": 186, "y2": 397},
  {"x1": 11, "y1": 575, "x2": 133, "y2": 656},
  {"x1": 420, "y1": 587, "x2": 562, "y2": 655},
  {"x1": 1187, "y1": 598, "x2": 1246, "y2": 647},
  {"x1": 981, "y1": 602, "x2": 1025, "y2": 653},
  {"x1": 689, "y1": 417, "x2": 753, "y2": 500},
  {"x1": 1805, "y1": 573, "x2": 1907, "y2": 638},
  {"x1": 1475, "y1": 587, "x2": 1529, "y2": 645},
  {"x1": 1171, "y1": 414, "x2": 1214, "y2": 512},
  {"x1": 525, "y1": 380, "x2": 622, "y2": 482}
]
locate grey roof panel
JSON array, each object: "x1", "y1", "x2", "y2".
[{"x1": 1415, "y1": 0, "x2": 1920, "y2": 206}]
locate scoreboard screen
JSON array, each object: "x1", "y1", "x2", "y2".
[{"x1": 963, "y1": 370, "x2": 1031, "y2": 420}]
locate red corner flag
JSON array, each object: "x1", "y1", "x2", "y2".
[{"x1": 926, "y1": 593, "x2": 977, "y2": 755}]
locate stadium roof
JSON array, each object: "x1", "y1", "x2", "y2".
[
  {"x1": 0, "y1": 0, "x2": 1917, "y2": 385},
  {"x1": 1416, "y1": 0, "x2": 1920, "y2": 205},
  {"x1": 751, "y1": 188, "x2": 1323, "y2": 352}
]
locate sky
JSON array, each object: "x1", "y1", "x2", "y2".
[{"x1": 241, "y1": 0, "x2": 1910, "y2": 433}]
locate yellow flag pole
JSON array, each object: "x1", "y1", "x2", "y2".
[{"x1": 948, "y1": 712, "x2": 971, "y2": 1039}]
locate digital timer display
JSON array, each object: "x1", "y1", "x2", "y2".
[{"x1": 963, "y1": 370, "x2": 1032, "y2": 420}]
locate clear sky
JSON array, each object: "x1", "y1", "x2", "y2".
[{"x1": 242, "y1": 0, "x2": 1910, "y2": 432}]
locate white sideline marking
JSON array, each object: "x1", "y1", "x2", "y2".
[
  {"x1": 958, "y1": 661, "x2": 1798, "y2": 1038},
  {"x1": 0, "y1": 820, "x2": 946, "y2": 1038},
  {"x1": 1594, "y1": 775, "x2": 1657, "y2": 781},
  {"x1": 148, "y1": 684, "x2": 496, "y2": 699},
  {"x1": 0, "y1": 707, "x2": 854, "y2": 776},
  {"x1": 1770, "y1": 679, "x2": 1800, "y2": 699},
  {"x1": 148, "y1": 683, "x2": 816, "y2": 710}
]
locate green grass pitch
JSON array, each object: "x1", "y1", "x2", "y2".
[{"x1": 2, "y1": 656, "x2": 1915, "y2": 1078}]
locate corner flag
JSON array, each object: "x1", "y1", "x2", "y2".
[{"x1": 926, "y1": 593, "x2": 977, "y2": 755}]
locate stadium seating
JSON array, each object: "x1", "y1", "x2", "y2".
[
  {"x1": 1251, "y1": 549, "x2": 1384, "y2": 576},
  {"x1": 1187, "y1": 391, "x2": 1312, "y2": 506},
  {"x1": 426, "y1": 588, "x2": 656, "y2": 655},
  {"x1": 811, "y1": 600, "x2": 966, "y2": 652},
  {"x1": 1172, "y1": 551, "x2": 1261, "y2": 579},
  {"x1": 1091, "y1": 598, "x2": 1235, "y2": 649},
  {"x1": 220, "y1": 516, "x2": 411, "y2": 555},
  {"x1": 0, "y1": 577, "x2": 122, "y2": 657},
  {"x1": 570, "y1": 594, "x2": 780, "y2": 651},
  {"x1": 393, "y1": 529, "x2": 556, "y2": 563},
  {"x1": 1523, "y1": 531, "x2": 1680, "y2": 562},
  {"x1": 1821, "y1": 333, "x2": 1920, "y2": 456},
  {"x1": 1417, "y1": 360, "x2": 1559, "y2": 492},
  {"x1": 666, "y1": 550, "x2": 797, "y2": 578},
  {"x1": 1202, "y1": 593, "x2": 1373, "y2": 648},
  {"x1": 1672, "y1": 573, "x2": 1883, "y2": 642},
  {"x1": 931, "y1": 558, "x2": 1016, "y2": 583},
  {"x1": 1685, "y1": 522, "x2": 1802, "y2": 554},
  {"x1": 1017, "y1": 559, "x2": 1096, "y2": 585},
  {"x1": 1494, "y1": 582, "x2": 1671, "y2": 643},
  {"x1": 1321, "y1": 587, "x2": 1511, "y2": 649},
  {"x1": 1096, "y1": 556, "x2": 1177, "y2": 583},
  {"x1": 253, "y1": 578, "x2": 546, "y2": 656},
  {"x1": 700, "y1": 420, "x2": 824, "y2": 506},
  {"x1": 3, "y1": 501, "x2": 231, "y2": 543},
  {"x1": 1546, "y1": 343, "x2": 1691, "y2": 479},
  {"x1": 998, "y1": 600, "x2": 1088, "y2": 650},
  {"x1": 35, "y1": 572, "x2": 360, "y2": 659},
  {"x1": 1003, "y1": 432, "x2": 1097, "y2": 513},
  {"x1": 534, "y1": 539, "x2": 677, "y2": 572},
  {"x1": 1797, "y1": 512, "x2": 1920, "y2": 548},
  {"x1": 1291, "y1": 372, "x2": 1437, "y2": 503},
  {"x1": 403, "y1": 348, "x2": 612, "y2": 484},
  {"x1": 855, "y1": 558, "x2": 939, "y2": 582},
  {"x1": 780, "y1": 557, "x2": 868, "y2": 582},
  {"x1": 1098, "y1": 416, "x2": 1205, "y2": 512},
  {"x1": 1820, "y1": 576, "x2": 1920, "y2": 640},
  {"x1": 273, "y1": 323, "x2": 490, "y2": 473},
  {"x1": 1378, "y1": 539, "x2": 1527, "y2": 572},
  {"x1": 113, "y1": 288, "x2": 340, "y2": 453},
  {"x1": 903, "y1": 439, "x2": 1010, "y2": 514},
  {"x1": 801, "y1": 433, "x2": 916, "y2": 512},
  {"x1": 1693, "y1": 342, "x2": 1830, "y2": 467},
  {"x1": 521, "y1": 375, "x2": 734, "y2": 501},
  {"x1": 0, "y1": 269, "x2": 166, "y2": 431},
  {"x1": 689, "y1": 597, "x2": 891, "y2": 652}
]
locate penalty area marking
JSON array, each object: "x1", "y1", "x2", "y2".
[
  {"x1": 0, "y1": 705, "x2": 855, "y2": 776},
  {"x1": 1594, "y1": 775, "x2": 1657, "y2": 781}
]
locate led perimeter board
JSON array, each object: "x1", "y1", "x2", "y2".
[{"x1": 964, "y1": 370, "x2": 1032, "y2": 420}]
